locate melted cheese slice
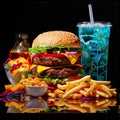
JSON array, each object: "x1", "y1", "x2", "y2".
[
  {"x1": 30, "y1": 64, "x2": 51, "y2": 74},
  {"x1": 37, "y1": 66, "x2": 51, "y2": 74},
  {"x1": 61, "y1": 53, "x2": 80, "y2": 64}
]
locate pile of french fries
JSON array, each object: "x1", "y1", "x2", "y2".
[
  {"x1": 5, "y1": 74, "x2": 117, "y2": 99},
  {"x1": 47, "y1": 75, "x2": 117, "y2": 99}
]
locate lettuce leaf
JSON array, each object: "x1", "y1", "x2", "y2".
[
  {"x1": 4, "y1": 64, "x2": 11, "y2": 71},
  {"x1": 29, "y1": 46, "x2": 81, "y2": 55}
]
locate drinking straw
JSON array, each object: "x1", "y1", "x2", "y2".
[{"x1": 88, "y1": 4, "x2": 94, "y2": 24}]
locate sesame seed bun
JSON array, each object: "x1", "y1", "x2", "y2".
[{"x1": 32, "y1": 31, "x2": 81, "y2": 48}]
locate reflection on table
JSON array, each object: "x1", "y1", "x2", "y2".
[{"x1": 5, "y1": 97, "x2": 117, "y2": 113}]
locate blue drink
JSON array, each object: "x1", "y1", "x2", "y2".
[{"x1": 77, "y1": 22, "x2": 112, "y2": 80}]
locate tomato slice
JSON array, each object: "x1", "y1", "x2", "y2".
[
  {"x1": 48, "y1": 86, "x2": 57, "y2": 91},
  {"x1": 48, "y1": 103, "x2": 55, "y2": 107},
  {"x1": 32, "y1": 53, "x2": 65, "y2": 58},
  {"x1": 69, "y1": 76, "x2": 82, "y2": 80},
  {"x1": 31, "y1": 76, "x2": 37, "y2": 79}
]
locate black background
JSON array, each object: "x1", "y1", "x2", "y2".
[{"x1": 0, "y1": 0, "x2": 119, "y2": 119}]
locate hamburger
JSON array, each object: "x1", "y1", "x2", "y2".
[{"x1": 28, "y1": 31, "x2": 83, "y2": 86}]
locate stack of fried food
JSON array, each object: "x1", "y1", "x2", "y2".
[
  {"x1": 5, "y1": 75, "x2": 117, "y2": 99},
  {"x1": 47, "y1": 75, "x2": 117, "y2": 99}
]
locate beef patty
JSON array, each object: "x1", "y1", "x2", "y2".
[
  {"x1": 32, "y1": 56, "x2": 71, "y2": 66},
  {"x1": 31, "y1": 66, "x2": 81, "y2": 78}
]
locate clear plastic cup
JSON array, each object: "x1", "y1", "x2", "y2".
[{"x1": 77, "y1": 22, "x2": 112, "y2": 80}]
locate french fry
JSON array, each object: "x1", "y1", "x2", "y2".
[
  {"x1": 57, "y1": 75, "x2": 91, "y2": 90},
  {"x1": 5, "y1": 84, "x2": 14, "y2": 91},
  {"x1": 62, "y1": 83, "x2": 88, "y2": 99},
  {"x1": 10, "y1": 83, "x2": 24, "y2": 91},
  {"x1": 110, "y1": 88, "x2": 116, "y2": 93},
  {"x1": 53, "y1": 89, "x2": 64, "y2": 98},
  {"x1": 85, "y1": 82, "x2": 97, "y2": 97},
  {"x1": 58, "y1": 94, "x2": 64, "y2": 98},
  {"x1": 84, "y1": 88, "x2": 89, "y2": 91},
  {"x1": 65, "y1": 81, "x2": 75, "y2": 91},
  {"x1": 67, "y1": 99, "x2": 83, "y2": 104},
  {"x1": 63, "y1": 101, "x2": 87, "y2": 113},
  {"x1": 80, "y1": 90, "x2": 87, "y2": 97},
  {"x1": 57, "y1": 107, "x2": 64, "y2": 112},
  {"x1": 54, "y1": 99, "x2": 65, "y2": 106},
  {"x1": 91, "y1": 79, "x2": 111, "y2": 85},
  {"x1": 57, "y1": 84, "x2": 68, "y2": 90},
  {"x1": 101, "y1": 84, "x2": 112, "y2": 97},
  {"x1": 71, "y1": 93, "x2": 82, "y2": 99},
  {"x1": 101, "y1": 100, "x2": 111, "y2": 108},
  {"x1": 96, "y1": 90, "x2": 109, "y2": 98},
  {"x1": 96, "y1": 99, "x2": 109, "y2": 106},
  {"x1": 21, "y1": 73, "x2": 26, "y2": 79},
  {"x1": 69, "y1": 75, "x2": 91, "y2": 84},
  {"x1": 95, "y1": 104, "x2": 110, "y2": 111},
  {"x1": 80, "y1": 102, "x2": 96, "y2": 113},
  {"x1": 94, "y1": 99, "x2": 112, "y2": 111},
  {"x1": 96, "y1": 94, "x2": 100, "y2": 98},
  {"x1": 54, "y1": 89, "x2": 64, "y2": 94},
  {"x1": 109, "y1": 99, "x2": 117, "y2": 106}
]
